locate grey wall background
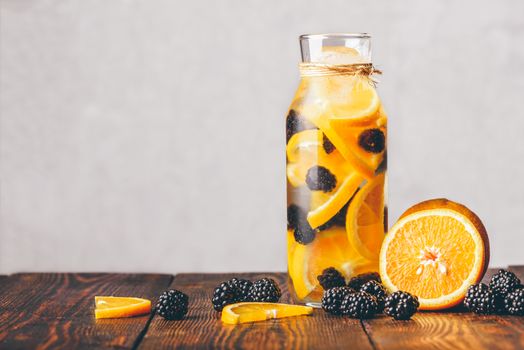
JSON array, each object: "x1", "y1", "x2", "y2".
[{"x1": 1, "y1": 0, "x2": 523, "y2": 274}]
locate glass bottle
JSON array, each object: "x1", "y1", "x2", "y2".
[{"x1": 286, "y1": 33, "x2": 387, "y2": 303}]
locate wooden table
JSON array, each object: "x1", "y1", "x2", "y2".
[{"x1": 1, "y1": 267, "x2": 523, "y2": 349}]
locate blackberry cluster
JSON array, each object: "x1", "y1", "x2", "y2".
[
  {"x1": 247, "y1": 278, "x2": 282, "y2": 303},
  {"x1": 358, "y1": 129, "x2": 385, "y2": 153},
  {"x1": 286, "y1": 109, "x2": 315, "y2": 143},
  {"x1": 347, "y1": 272, "x2": 381, "y2": 290},
  {"x1": 341, "y1": 291, "x2": 378, "y2": 319},
  {"x1": 305, "y1": 166, "x2": 337, "y2": 193},
  {"x1": 156, "y1": 289, "x2": 189, "y2": 320},
  {"x1": 505, "y1": 287, "x2": 524, "y2": 316},
  {"x1": 321, "y1": 286, "x2": 355, "y2": 315},
  {"x1": 464, "y1": 270, "x2": 522, "y2": 315},
  {"x1": 360, "y1": 280, "x2": 388, "y2": 312},
  {"x1": 317, "y1": 267, "x2": 346, "y2": 290},
  {"x1": 383, "y1": 291, "x2": 419, "y2": 320},
  {"x1": 287, "y1": 204, "x2": 316, "y2": 245}
]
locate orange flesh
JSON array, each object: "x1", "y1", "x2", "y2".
[{"x1": 385, "y1": 214, "x2": 476, "y2": 299}]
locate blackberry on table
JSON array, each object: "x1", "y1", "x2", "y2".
[
  {"x1": 358, "y1": 129, "x2": 385, "y2": 153},
  {"x1": 383, "y1": 291, "x2": 419, "y2": 320},
  {"x1": 286, "y1": 109, "x2": 315, "y2": 143},
  {"x1": 504, "y1": 286, "x2": 524, "y2": 316},
  {"x1": 322, "y1": 134, "x2": 335, "y2": 154},
  {"x1": 212, "y1": 280, "x2": 240, "y2": 311},
  {"x1": 463, "y1": 283, "x2": 501, "y2": 315},
  {"x1": 229, "y1": 278, "x2": 253, "y2": 301},
  {"x1": 317, "y1": 267, "x2": 346, "y2": 290},
  {"x1": 321, "y1": 286, "x2": 355, "y2": 316},
  {"x1": 348, "y1": 272, "x2": 381, "y2": 290},
  {"x1": 340, "y1": 291, "x2": 378, "y2": 319},
  {"x1": 489, "y1": 269, "x2": 521, "y2": 296},
  {"x1": 248, "y1": 278, "x2": 281, "y2": 303},
  {"x1": 360, "y1": 280, "x2": 388, "y2": 312},
  {"x1": 305, "y1": 166, "x2": 337, "y2": 192},
  {"x1": 156, "y1": 289, "x2": 189, "y2": 320}
]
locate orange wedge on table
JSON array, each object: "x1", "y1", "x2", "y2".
[
  {"x1": 379, "y1": 199, "x2": 490, "y2": 310},
  {"x1": 289, "y1": 227, "x2": 378, "y2": 300},
  {"x1": 346, "y1": 174, "x2": 386, "y2": 260},
  {"x1": 221, "y1": 302, "x2": 313, "y2": 325},
  {"x1": 94, "y1": 296, "x2": 151, "y2": 319}
]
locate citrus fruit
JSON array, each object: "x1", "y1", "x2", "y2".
[
  {"x1": 307, "y1": 171, "x2": 364, "y2": 229},
  {"x1": 299, "y1": 103, "x2": 375, "y2": 179},
  {"x1": 288, "y1": 227, "x2": 378, "y2": 300},
  {"x1": 379, "y1": 198, "x2": 490, "y2": 310},
  {"x1": 221, "y1": 302, "x2": 313, "y2": 325},
  {"x1": 286, "y1": 130, "x2": 349, "y2": 188},
  {"x1": 346, "y1": 174, "x2": 386, "y2": 260},
  {"x1": 94, "y1": 296, "x2": 151, "y2": 319}
]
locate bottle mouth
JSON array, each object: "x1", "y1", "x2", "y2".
[{"x1": 300, "y1": 33, "x2": 371, "y2": 40}]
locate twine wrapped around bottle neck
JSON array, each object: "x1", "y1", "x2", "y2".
[{"x1": 299, "y1": 63, "x2": 382, "y2": 79}]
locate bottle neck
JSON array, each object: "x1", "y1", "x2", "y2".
[{"x1": 299, "y1": 34, "x2": 372, "y2": 64}]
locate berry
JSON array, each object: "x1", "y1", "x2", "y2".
[
  {"x1": 305, "y1": 166, "x2": 337, "y2": 192},
  {"x1": 347, "y1": 272, "x2": 381, "y2": 290},
  {"x1": 317, "y1": 267, "x2": 346, "y2": 290},
  {"x1": 212, "y1": 280, "x2": 240, "y2": 311},
  {"x1": 341, "y1": 291, "x2": 378, "y2": 319},
  {"x1": 383, "y1": 291, "x2": 419, "y2": 320},
  {"x1": 321, "y1": 286, "x2": 355, "y2": 315},
  {"x1": 293, "y1": 219, "x2": 316, "y2": 245},
  {"x1": 322, "y1": 134, "x2": 335, "y2": 154},
  {"x1": 463, "y1": 283, "x2": 500, "y2": 315},
  {"x1": 287, "y1": 204, "x2": 302, "y2": 230},
  {"x1": 248, "y1": 278, "x2": 281, "y2": 303},
  {"x1": 360, "y1": 280, "x2": 388, "y2": 312},
  {"x1": 286, "y1": 109, "x2": 315, "y2": 143},
  {"x1": 358, "y1": 129, "x2": 385, "y2": 153},
  {"x1": 505, "y1": 286, "x2": 524, "y2": 316},
  {"x1": 156, "y1": 289, "x2": 189, "y2": 320},
  {"x1": 489, "y1": 269, "x2": 521, "y2": 296},
  {"x1": 230, "y1": 278, "x2": 253, "y2": 301}
]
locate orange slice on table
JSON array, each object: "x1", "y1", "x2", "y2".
[
  {"x1": 346, "y1": 174, "x2": 386, "y2": 260},
  {"x1": 221, "y1": 302, "x2": 313, "y2": 325},
  {"x1": 288, "y1": 227, "x2": 378, "y2": 300},
  {"x1": 379, "y1": 198, "x2": 490, "y2": 310},
  {"x1": 94, "y1": 296, "x2": 151, "y2": 319}
]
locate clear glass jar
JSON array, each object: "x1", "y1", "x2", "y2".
[{"x1": 286, "y1": 33, "x2": 387, "y2": 303}]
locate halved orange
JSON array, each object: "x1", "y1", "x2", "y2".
[
  {"x1": 346, "y1": 174, "x2": 386, "y2": 260},
  {"x1": 379, "y1": 199, "x2": 490, "y2": 310},
  {"x1": 288, "y1": 227, "x2": 378, "y2": 300},
  {"x1": 221, "y1": 302, "x2": 313, "y2": 325},
  {"x1": 94, "y1": 296, "x2": 151, "y2": 319}
]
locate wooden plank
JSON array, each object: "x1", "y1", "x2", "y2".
[
  {"x1": 140, "y1": 272, "x2": 374, "y2": 350},
  {"x1": 0, "y1": 273, "x2": 172, "y2": 349},
  {"x1": 362, "y1": 268, "x2": 524, "y2": 350}
]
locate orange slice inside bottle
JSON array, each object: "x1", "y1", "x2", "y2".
[
  {"x1": 94, "y1": 296, "x2": 151, "y2": 319},
  {"x1": 345, "y1": 174, "x2": 386, "y2": 260},
  {"x1": 288, "y1": 227, "x2": 378, "y2": 300}
]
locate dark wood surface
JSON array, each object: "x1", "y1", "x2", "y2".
[{"x1": 0, "y1": 268, "x2": 522, "y2": 349}]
